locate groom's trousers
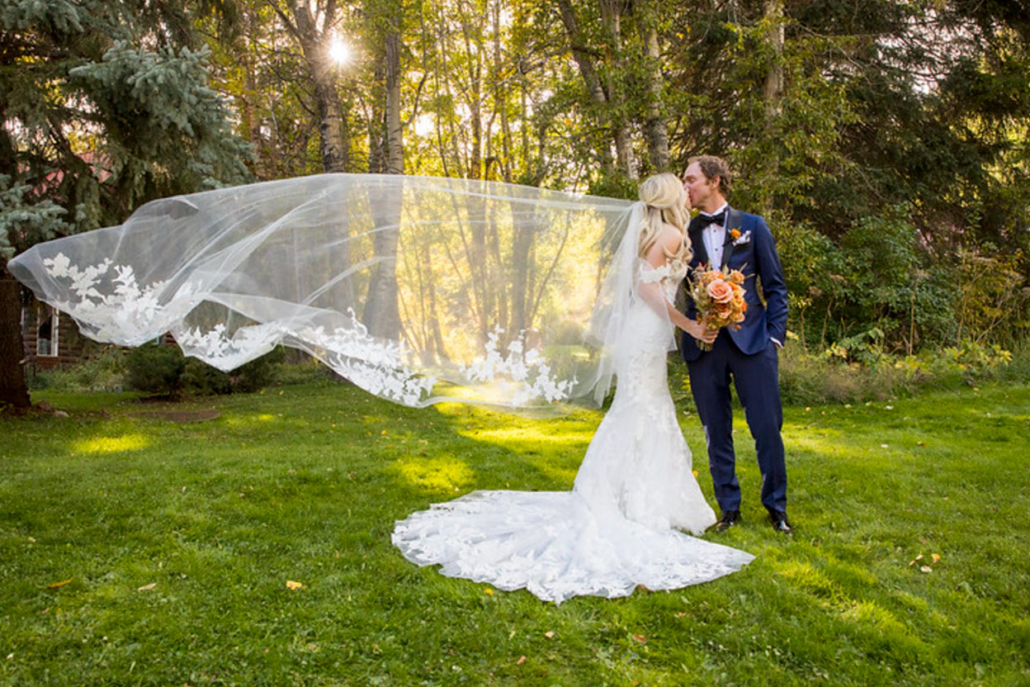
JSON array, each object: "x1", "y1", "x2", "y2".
[{"x1": 686, "y1": 332, "x2": 787, "y2": 514}]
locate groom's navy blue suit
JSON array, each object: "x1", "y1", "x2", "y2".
[{"x1": 681, "y1": 207, "x2": 789, "y2": 514}]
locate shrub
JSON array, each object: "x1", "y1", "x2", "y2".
[
  {"x1": 224, "y1": 345, "x2": 285, "y2": 393},
  {"x1": 181, "y1": 358, "x2": 233, "y2": 396},
  {"x1": 125, "y1": 344, "x2": 187, "y2": 395},
  {"x1": 126, "y1": 343, "x2": 284, "y2": 396}
]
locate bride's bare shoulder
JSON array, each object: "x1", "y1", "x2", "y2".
[{"x1": 660, "y1": 223, "x2": 685, "y2": 251}]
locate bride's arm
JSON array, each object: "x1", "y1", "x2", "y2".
[{"x1": 640, "y1": 226, "x2": 716, "y2": 344}]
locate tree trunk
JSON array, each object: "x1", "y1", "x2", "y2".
[
  {"x1": 287, "y1": 0, "x2": 350, "y2": 173},
  {"x1": 363, "y1": 10, "x2": 404, "y2": 340},
  {"x1": 642, "y1": 7, "x2": 669, "y2": 172},
  {"x1": 369, "y1": 57, "x2": 387, "y2": 174},
  {"x1": 556, "y1": 0, "x2": 617, "y2": 177},
  {"x1": 0, "y1": 92, "x2": 30, "y2": 409},
  {"x1": 494, "y1": 0, "x2": 512, "y2": 182},
  {"x1": 599, "y1": 0, "x2": 636, "y2": 179},
  {"x1": 385, "y1": 25, "x2": 404, "y2": 175},
  {"x1": 557, "y1": 0, "x2": 637, "y2": 179},
  {"x1": 311, "y1": 56, "x2": 350, "y2": 173},
  {"x1": 763, "y1": 0, "x2": 785, "y2": 113},
  {"x1": 0, "y1": 264, "x2": 30, "y2": 409},
  {"x1": 762, "y1": 0, "x2": 784, "y2": 214}
]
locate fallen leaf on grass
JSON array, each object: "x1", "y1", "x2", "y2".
[
  {"x1": 544, "y1": 631, "x2": 555, "y2": 639},
  {"x1": 516, "y1": 656, "x2": 527, "y2": 665},
  {"x1": 920, "y1": 566, "x2": 932, "y2": 573},
  {"x1": 286, "y1": 580, "x2": 304, "y2": 590},
  {"x1": 631, "y1": 634, "x2": 647, "y2": 645},
  {"x1": 137, "y1": 583, "x2": 156, "y2": 592},
  {"x1": 931, "y1": 553, "x2": 941, "y2": 563},
  {"x1": 47, "y1": 578, "x2": 73, "y2": 589}
]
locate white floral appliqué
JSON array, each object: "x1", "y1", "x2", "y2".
[
  {"x1": 42, "y1": 252, "x2": 189, "y2": 344},
  {"x1": 462, "y1": 328, "x2": 575, "y2": 404}
]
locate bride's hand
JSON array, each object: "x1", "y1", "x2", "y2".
[{"x1": 685, "y1": 319, "x2": 717, "y2": 344}]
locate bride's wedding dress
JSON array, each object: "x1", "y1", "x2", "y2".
[{"x1": 392, "y1": 261, "x2": 754, "y2": 603}]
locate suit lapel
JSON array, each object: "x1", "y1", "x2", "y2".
[
  {"x1": 688, "y1": 217, "x2": 709, "y2": 267},
  {"x1": 721, "y1": 207, "x2": 743, "y2": 269}
]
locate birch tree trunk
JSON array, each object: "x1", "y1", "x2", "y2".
[
  {"x1": 641, "y1": 3, "x2": 669, "y2": 172},
  {"x1": 761, "y1": 0, "x2": 785, "y2": 214},
  {"x1": 363, "y1": 1, "x2": 404, "y2": 339},
  {"x1": 277, "y1": 0, "x2": 350, "y2": 173}
]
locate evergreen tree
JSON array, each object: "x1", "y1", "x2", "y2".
[{"x1": 0, "y1": 0, "x2": 253, "y2": 409}]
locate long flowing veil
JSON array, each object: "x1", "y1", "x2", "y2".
[{"x1": 10, "y1": 174, "x2": 642, "y2": 410}]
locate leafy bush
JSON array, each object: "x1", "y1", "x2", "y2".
[
  {"x1": 126, "y1": 343, "x2": 284, "y2": 396},
  {"x1": 222, "y1": 345, "x2": 285, "y2": 393},
  {"x1": 181, "y1": 358, "x2": 233, "y2": 396},
  {"x1": 125, "y1": 343, "x2": 187, "y2": 395}
]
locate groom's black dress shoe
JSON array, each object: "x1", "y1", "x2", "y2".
[
  {"x1": 715, "y1": 510, "x2": 740, "y2": 532},
  {"x1": 769, "y1": 510, "x2": 793, "y2": 535}
]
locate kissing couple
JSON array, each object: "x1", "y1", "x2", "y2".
[{"x1": 394, "y1": 155, "x2": 791, "y2": 603}]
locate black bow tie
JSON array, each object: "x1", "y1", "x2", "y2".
[{"x1": 696, "y1": 210, "x2": 727, "y2": 229}]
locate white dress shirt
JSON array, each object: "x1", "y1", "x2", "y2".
[{"x1": 700, "y1": 203, "x2": 729, "y2": 269}]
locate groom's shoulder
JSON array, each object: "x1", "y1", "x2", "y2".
[{"x1": 730, "y1": 207, "x2": 768, "y2": 227}]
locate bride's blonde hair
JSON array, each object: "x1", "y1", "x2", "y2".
[{"x1": 638, "y1": 173, "x2": 691, "y2": 261}]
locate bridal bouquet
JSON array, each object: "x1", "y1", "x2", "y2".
[{"x1": 686, "y1": 265, "x2": 748, "y2": 350}]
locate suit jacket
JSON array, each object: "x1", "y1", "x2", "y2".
[{"x1": 680, "y1": 207, "x2": 788, "y2": 362}]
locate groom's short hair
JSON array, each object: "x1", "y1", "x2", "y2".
[{"x1": 688, "y1": 155, "x2": 732, "y2": 196}]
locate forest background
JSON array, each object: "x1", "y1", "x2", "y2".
[{"x1": 2, "y1": 0, "x2": 1029, "y2": 407}]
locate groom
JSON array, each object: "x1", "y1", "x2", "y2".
[{"x1": 680, "y1": 156, "x2": 792, "y2": 534}]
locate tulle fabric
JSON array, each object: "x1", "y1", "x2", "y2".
[
  {"x1": 392, "y1": 264, "x2": 754, "y2": 603},
  {"x1": 8, "y1": 174, "x2": 636, "y2": 410}
]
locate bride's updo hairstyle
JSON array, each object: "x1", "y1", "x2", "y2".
[{"x1": 637, "y1": 172, "x2": 691, "y2": 262}]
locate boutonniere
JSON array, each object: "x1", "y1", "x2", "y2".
[{"x1": 732, "y1": 230, "x2": 751, "y2": 246}]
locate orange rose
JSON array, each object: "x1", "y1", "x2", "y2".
[
  {"x1": 707, "y1": 279, "x2": 734, "y2": 304},
  {"x1": 730, "y1": 229, "x2": 741, "y2": 241}
]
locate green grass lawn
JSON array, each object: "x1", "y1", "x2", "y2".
[{"x1": 2, "y1": 376, "x2": 1028, "y2": 686}]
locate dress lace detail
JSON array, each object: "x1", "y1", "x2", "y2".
[{"x1": 393, "y1": 262, "x2": 754, "y2": 603}]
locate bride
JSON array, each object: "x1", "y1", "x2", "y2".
[{"x1": 392, "y1": 173, "x2": 754, "y2": 603}]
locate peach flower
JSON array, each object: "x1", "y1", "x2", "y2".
[{"x1": 707, "y1": 279, "x2": 734, "y2": 304}]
